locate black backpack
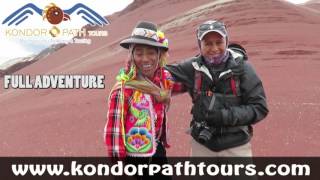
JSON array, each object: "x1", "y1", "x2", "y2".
[{"x1": 228, "y1": 43, "x2": 248, "y2": 61}]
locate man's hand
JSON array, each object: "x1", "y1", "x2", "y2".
[
  {"x1": 192, "y1": 102, "x2": 224, "y2": 126},
  {"x1": 205, "y1": 110, "x2": 223, "y2": 126}
]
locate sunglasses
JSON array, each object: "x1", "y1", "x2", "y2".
[{"x1": 198, "y1": 21, "x2": 226, "y2": 31}]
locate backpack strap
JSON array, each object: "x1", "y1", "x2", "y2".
[
  {"x1": 230, "y1": 76, "x2": 237, "y2": 96},
  {"x1": 227, "y1": 43, "x2": 248, "y2": 96},
  {"x1": 191, "y1": 59, "x2": 216, "y2": 101},
  {"x1": 193, "y1": 70, "x2": 202, "y2": 102}
]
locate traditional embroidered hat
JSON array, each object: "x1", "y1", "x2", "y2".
[{"x1": 120, "y1": 21, "x2": 168, "y2": 50}]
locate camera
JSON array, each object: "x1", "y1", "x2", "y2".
[
  {"x1": 191, "y1": 90, "x2": 219, "y2": 144},
  {"x1": 193, "y1": 121, "x2": 216, "y2": 144},
  {"x1": 198, "y1": 123, "x2": 216, "y2": 144}
]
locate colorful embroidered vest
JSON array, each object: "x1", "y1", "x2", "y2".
[
  {"x1": 125, "y1": 90, "x2": 165, "y2": 157},
  {"x1": 114, "y1": 69, "x2": 173, "y2": 157}
]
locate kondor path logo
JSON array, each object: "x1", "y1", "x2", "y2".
[{"x1": 2, "y1": 3, "x2": 109, "y2": 38}]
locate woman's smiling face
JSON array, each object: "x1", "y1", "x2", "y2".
[
  {"x1": 133, "y1": 44, "x2": 159, "y2": 79},
  {"x1": 200, "y1": 32, "x2": 227, "y2": 59}
]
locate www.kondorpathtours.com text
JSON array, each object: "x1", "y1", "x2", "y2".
[{"x1": 10, "y1": 160, "x2": 311, "y2": 177}]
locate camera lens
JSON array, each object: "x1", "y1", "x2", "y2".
[{"x1": 198, "y1": 128, "x2": 213, "y2": 144}]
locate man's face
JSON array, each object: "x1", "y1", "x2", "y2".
[
  {"x1": 200, "y1": 32, "x2": 227, "y2": 58},
  {"x1": 133, "y1": 44, "x2": 159, "y2": 79}
]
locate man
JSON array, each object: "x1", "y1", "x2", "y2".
[{"x1": 166, "y1": 20, "x2": 269, "y2": 157}]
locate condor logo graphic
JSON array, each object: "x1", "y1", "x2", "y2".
[
  {"x1": 2, "y1": 3, "x2": 110, "y2": 37},
  {"x1": 2, "y1": 3, "x2": 109, "y2": 26}
]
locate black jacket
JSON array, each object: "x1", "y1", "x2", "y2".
[{"x1": 166, "y1": 50, "x2": 269, "y2": 151}]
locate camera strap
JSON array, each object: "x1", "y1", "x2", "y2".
[{"x1": 208, "y1": 94, "x2": 216, "y2": 111}]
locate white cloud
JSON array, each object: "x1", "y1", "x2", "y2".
[
  {"x1": 0, "y1": 39, "x2": 34, "y2": 65},
  {"x1": 285, "y1": 0, "x2": 311, "y2": 4}
]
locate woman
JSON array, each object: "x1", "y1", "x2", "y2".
[
  {"x1": 166, "y1": 20, "x2": 268, "y2": 157},
  {"x1": 104, "y1": 21, "x2": 172, "y2": 179}
]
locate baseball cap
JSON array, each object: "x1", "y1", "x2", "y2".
[{"x1": 197, "y1": 20, "x2": 227, "y2": 41}]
